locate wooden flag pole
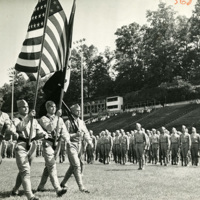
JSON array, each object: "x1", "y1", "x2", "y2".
[
  {"x1": 53, "y1": 0, "x2": 76, "y2": 149},
  {"x1": 28, "y1": 0, "x2": 52, "y2": 149}
]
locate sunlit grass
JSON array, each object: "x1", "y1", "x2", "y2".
[{"x1": 0, "y1": 157, "x2": 200, "y2": 200}]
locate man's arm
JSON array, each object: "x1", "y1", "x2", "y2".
[
  {"x1": 188, "y1": 134, "x2": 191, "y2": 149},
  {"x1": 60, "y1": 118, "x2": 70, "y2": 143},
  {"x1": 81, "y1": 121, "x2": 92, "y2": 147},
  {"x1": 34, "y1": 119, "x2": 48, "y2": 140}
]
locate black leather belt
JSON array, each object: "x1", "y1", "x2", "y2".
[{"x1": 17, "y1": 136, "x2": 37, "y2": 142}]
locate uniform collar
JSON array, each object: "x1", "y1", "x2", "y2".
[
  {"x1": 47, "y1": 113, "x2": 55, "y2": 118},
  {"x1": 17, "y1": 113, "x2": 27, "y2": 120}
]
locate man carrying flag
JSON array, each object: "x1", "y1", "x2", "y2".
[
  {"x1": 37, "y1": 101, "x2": 70, "y2": 196},
  {"x1": 11, "y1": 100, "x2": 47, "y2": 200},
  {"x1": 60, "y1": 104, "x2": 93, "y2": 193}
]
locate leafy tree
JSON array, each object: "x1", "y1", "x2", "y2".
[
  {"x1": 67, "y1": 45, "x2": 114, "y2": 103},
  {"x1": 143, "y1": 2, "x2": 177, "y2": 86},
  {"x1": 114, "y1": 22, "x2": 145, "y2": 93},
  {"x1": 186, "y1": 0, "x2": 200, "y2": 84},
  {"x1": 90, "y1": 55, "x2": 114, "y2": 97}
]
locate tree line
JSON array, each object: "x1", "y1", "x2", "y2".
[{"x1": 2, "y1": 1, "x2": 200, "y2": 114}]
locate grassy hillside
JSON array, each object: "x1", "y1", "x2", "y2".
[
  {"x1": 87, "y1": 112, "x2": 151, "y2": 134},
  {"x1": 87, "y1": 103, "x2": 200, "y2": 134}
]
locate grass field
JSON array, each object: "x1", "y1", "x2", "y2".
[{"x1": 0, "y1": 157, "x2": 200, "y2": 200}]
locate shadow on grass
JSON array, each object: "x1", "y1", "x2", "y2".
[
  {"x1": 31, "y1": 175, "x2": 65, "y2": 178},
  {"x1": 58, "y1": 175, "x2": 65, "y2": 178},
  {"x1": 33, "y1": 189, "x2": 56, "y2": 194},
  {"x1": 0, "y1": 189, "x2": 58, "y2": 198},
  {"x1": 0, "y1": 190, "x2": 24, "y2": 198},
  {"x1": 105, "y1": 168, "x2": 137, "y2": 171}
]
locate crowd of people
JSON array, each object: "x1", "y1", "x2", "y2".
[
  {"x1": 91, "y1": 124, "x2": 198, "y2": 170},
  {"x1": 2, "y1": 116, "x2": 198, "y2": 172},
  {"x1": 0, "y1": 93, "x2": 199, "y2": 200}
]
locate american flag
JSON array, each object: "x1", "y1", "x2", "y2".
[{"x1": 15, "y1": 0, "x2": 68, "y2": 80}]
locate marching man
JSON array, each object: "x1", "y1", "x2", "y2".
[
  {"x1": 60, "y1": 104, "x2": 93, "y2": 193},
  {"x1": 11, "y1": 100, "x2": 47, "y2": 200},
  {"x1": 134, "y1": 123, "x2": 147, "y2": 170}
]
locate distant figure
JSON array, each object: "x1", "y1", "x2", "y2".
[
  {"x1": 190, "y1": 127, "x2": 200, "y2": 166},
  {"x1": 0, "y1": 94, "x2": 13, "y2": 164},
  {"x1": 180, "y1": 125, "x2": 191, "y2": 167},
  {"x1": 129, "y1": 131, "x2": 136, "y2": 164},
  {"x1": 150, "y1": 129, "x2": 159, "y2": 165},
  {"x1": 104, "y1": 130, "x2": 113, "y2": 164},
  {"x1": 159, "y1": 127, "x2": 170, "y2": 166},
  {"x1": 170, "y1": 128, "x2": 180, "y2": 165},
  {"x1": 120, "y1": 129, "x2": 129, "y2": 165},
  {"x1": 113, "y1": 130, "x2": 121, "y2": 163},
  {"x1": 134, "y1": 123, "x2": 147, "y2": 170},
  {"x1": 99, "y1": 131, "x2": 105, "y2": 163},
  {"x1": 86, "y1": 130, "x2": 96, "y2": 164}
]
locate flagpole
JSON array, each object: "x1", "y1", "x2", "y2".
[
  {"x1": 10, "y1": 69, "x2": 16, "y2": 142},
  {"x1": 73, "y1": 38, "x2": 86, "y2": 121},
  {"x1": 11, "y1": 70, "x2": 15, "y2": 121},
  {"x1": 28, "y1": 0, "x2": 52, "y2": 148},
  {"x1": 58, "y1": 0, "x2": 76, "y2": 111},
  {"x1": 33, "y1": 0, "x2": 52, "y2": 109},
  {"x1": 81, "y1": 51, "x2": 84, "y2": 120}
]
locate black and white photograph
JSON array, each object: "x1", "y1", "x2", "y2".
[{"x1": 0, "y1": 0, "x2": 200, "y2": 199}]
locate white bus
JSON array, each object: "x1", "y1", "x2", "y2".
[{"x1": 106, "y1": 96, "x2": 123, "y2": 112}]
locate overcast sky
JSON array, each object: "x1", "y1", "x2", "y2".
[{"x1": 0, "y1": 0, "x2": 197, "y2": 87}]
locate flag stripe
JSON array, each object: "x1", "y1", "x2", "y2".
[
  {"x1": 47, "y1": 16, "x2": 64, "y2": 67},
  {"x1": 16, "y1": 57, "x2": 39, "y2": 67},
  {"x1": 23, "y1": 36, "x2": 43, "y2": 46},
  {"x1": 15, "y1": 64, "x2": 38, "y2": 73},
  {"x1": 45, "y1": 26, "x2": 62, "y2": 69},
  {"x1": 40, "y1": 60, "x2": 51, "y2": 76},
  {"x1": 42, "y1": 48, "x2": 57, "y2": 72},
  {"x1": 25, "y1": 28, "x2": 43, "y2": 39},
  {"x1": 18, "y1": 52, "x2": 41, "y2": 60},
  {"x1": 49, "y1": 12, "x2": 65, "y2": 65},
  {"x1": 59, "y1": 11, "x2": 68, "y2": 67},
  {"x1": 21, "y1": 44, "x2": 41, "y2": 53},
  {"x1": 43, "y1": 39, "x2": 61, "y2": 70}
]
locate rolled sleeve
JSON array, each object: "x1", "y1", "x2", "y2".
[{"x1": 80, "y1": 121, "x2": 92, "y2": 144}]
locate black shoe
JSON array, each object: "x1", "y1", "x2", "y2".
[
  {"x1": 57, "y1": 188, "x2": 67, "y2": 197},
  {"x1": 80, "y1": 189, "x2": 90, "y2": 193},
  {"x1": 10, "y1": 190, "x2": 19, "y2": 196},
  {"x1": 60, "y1": 183, "x2": 68, "y2": 190}
]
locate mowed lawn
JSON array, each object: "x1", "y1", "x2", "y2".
[{"x1": 0, "y1": 157, "x2": 200, "y2": 200}]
